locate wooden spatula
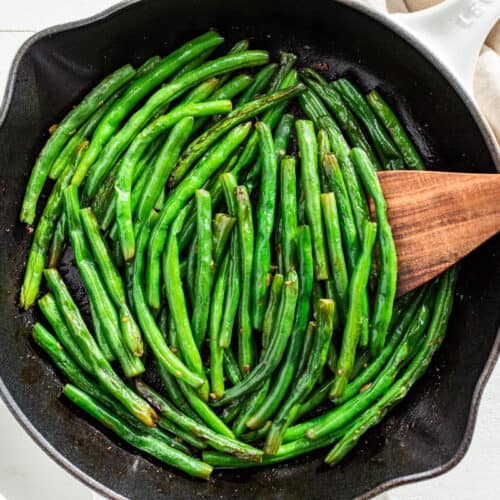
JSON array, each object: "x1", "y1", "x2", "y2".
[{"x1": 376, "y1": 170, "x2": 500, "y2": 296}]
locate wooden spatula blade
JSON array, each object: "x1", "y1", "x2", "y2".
[{"x1": 376, "y1": 171, "x2": 500, "y2": 296}]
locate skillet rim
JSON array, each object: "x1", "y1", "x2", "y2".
[{"x1": 0, "y1": 1, "x2": 498, "y2": 498}]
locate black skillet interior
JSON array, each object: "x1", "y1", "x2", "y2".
[{"x1": 0, "y1": 0, "x2": 499, "y2": 498}]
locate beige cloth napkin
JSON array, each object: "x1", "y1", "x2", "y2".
[{"x1": 355, "y1": 0, "x2": 500, "y2": 144}]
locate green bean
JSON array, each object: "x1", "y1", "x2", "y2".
[
  {"x1": 333, "y1": 79, "x2": 403, "y2": 169},
  {"x1": 20, "y1": 141, "x2": 87, "y2": 309},
  {"x1": 297, "y1": 183, "x2": 306, "y2": 226},
  {"x1": 229, "y1": 39, "x2": 251, "y2": 52},
  {"x1": 231, "y1": 69, "x2": 299, "y2": 179},
  {"x1": 317, "y1": 129, "x2": 331, "y2": 192},
  {"x1": 163, "y1": 207, "x2": 209, "y2": 401},
  {"x1": 48, "y1": 89, "x2": 124, "y2": 180},
  {"x1": 325, "y1": 268, "x2": 458, "y2": 465},
  {"x1": 391, "y1": 290, "x2": 420, "y2": 326},
  {"x1": 321, "y1": 193, "x2": 348, "y2": 321},
  {"x1": 203, "y1": 425, "x2": 348, "y2": 468},
  {"x1": 236, "y1": 64, "x2": 277, "y2": 106},
  {"x1": 311, "y1": 282, "x2": 324, "y2": 321},
  {"x1": 296, "y1": 120, "x2": 329, "y2": 280},
  {"x1": 321, "y1": 150, "x2": 369, "y2": 340},
  {"x1": 299, "y1": 88, "x2": 369, "y2": 240},
  {"x1": 243, "y1": 112, "x2": 294, "y2": 195},
  {"x1": 223, "y1": 349, "x2": 243, "y2": 386},
  {"x1": 320, "y1": 153, "x2": 358, "y2": 269},
  {"x1": 351, "y1": 147, "x2": 397, "y2": 356},
  {"x1": 46, "y1": 213, "x2": 67, "y2": 268},
  {"x1": 169, "y1": 77, "x2": 219, "y2": 141},
  {"x1": 177, "y1": 77, "x2": 220, "y2": 106},
  {"x1": 234, "y1": 185, "x2": 255, "y2": 373},
  {"x1": 99, "y1": 138, "x2": 163, "y2": 232},
  {"x1": 43, "y1": 269, "x2": 156, "y2": 426},
  {"x1": 177, "y1": 178, "x2": 225, "y2": 255},
  {"x1": 193, "y1": 74, "x2": 254, "y2": 133},
  {"x1": 20, "y1": 65, "x2": 136, "y2": 224},
  {"x1": 32, "y1": 323, "x2": 189, "y2": 453},
  {"x1": 296, "y1": 320, "x2": 317, "y2": 386},
  {"x1": 349, "y1": 348, "x2": 370, "y2": 380},
  {"x1": 261, "y1": 274, "x2": 284, "y2": 351},
  {"x1": 116, "y1": 101, "x2": 232, "y2": 261},
  {"x1": 63, "y1": 185, "x2": 144, "y2": 377},
  {"x1": 366, "y1": 89, "x2": 425, "y2": 170},
  {"x1": 212, "y1": 74, "x2": 254, "y2": 100},
  {"x1": 239, "y1": 421, "x2": 272, "y2": 443},
  {"x1": 54, "y1": 52, "x2": 162, "y2": 183},
  {"x1": 64, "y1": 384, "x2": 212, "y2": 479},
  {"x1": 186, "y1": 236, "x2": 197, "y2": 308},
  {"x1": 327, "y1": 342, "x2": 338, "y2": 376},
  {"x1": 319, "y1": 112, "x2": 371, "y2": 235},
  {"x1": 156, "y1": 416, "x2": 207, "y2": 451},
  {"x1": 288, "y1": 297, "x2": 441, "y2": 441},
  {"x1": 214, "y1": 270, "x2": 298, "y2": 405},
  {"x1": 330, "y1": 220, "x2": 377, "y2": 399},
  {"x1": 219, "y1": 246, "x2": 241, "y2": 348},
  {"x1": 80, "y1": 207, "x2": 143, "y2": 356},
  {"x1": 359, "y1": 303, "x2": 370, "y2": 350},
  {"x1": 281, "y1": 407, "x2": 319, "y2": 443},
  {"x1": 118, "y1": 248, "x2": 132, "y2": 298},
  {"x1": 324, "y1": 278, "x2": 336, "y2": 302},
  {"x1": 273, "y1": 225, "x2": 286, "y2": 275},
  {"x1": 132, "y1": 218, "x2": 205, "y2": 389},
  {"x1": 232, "y1": 380, "x2": 270, "y2": 437},
  {"x1": 221, "y1": 59, "x2": 293, "y2": 186},
  {"x1": 251, "y1": 122, "x2": 278, "y2": 330},
  {"x1": 280, "y1": 156, "x2": 298, "y2": 274},
  {"x1": 212, "y1": 213, "x2": 235, "y2": 270},
  {"x1": 264, "y1": 298, "x2": 335, "y2": 453},
  {"x1": 295, "y1": 377, "x2": 332, "y2": 421},
  {"x1": 333, "y1": 287, "x2": 426, "y2": 405},
  {"x1": 301, "y1": 69, "x2": 381, "y2": 169},
  {"x1": 273, "y1": 113, "x2": 294, "y2": 158},
  {"x1": 191, "y1": 190, "x2": 214, "y2": 348},
  {"x1": 135, "y1": 55, "x2": 162, "y2": 76},
  {"x1": 147, "y1": 123, "x2": 251, "y2": 310},
  {"x1": 89, "y1": 298, "x2": 116, "y2": 362},
  {"x1": 246, "y1": 226, "x2": 314, "y2": 429},
  {"x1": 155, "y1": 351, "x2": 202, "y2": 424},
  {"x1": 69, "y1": 32, "x2": 222, "y2": 188},
  {"x1": 178, "y1": 380, "x2": 234, "y2": 438},
  {"x1": 37, "y1": 293, "x2": 93, "y2": 373},
  {"x1": 135, "y1": 116, "x2": 194, "y2": 223},
  {"x1": 209, "y1": 255, "x2": 229, "y2": 400},
  {"x1": 268, "y1": 52, "x2": 298, "y2": 93},
  {"x1": 213, "y1": 39, "x2": 251, "y2": 87},
  {"x1": 219, "y1": 400, "x2": 240, "y2": 425},
  {"x1": 170, "y1": 83, "x2": 305, "y2": 186},
  {"x1": 251, "y1": 119, "x2": 294, "y2": 273},
  {"x1": 82, "y1": 49, "x2": 267, "y2": 198},
  {"x1": 307, "y1": 295, "x2": 433, "y2": 441},
  {"x1": 172, "y1": 45, "x2": 219, "y2": 81},
  {"x1": 136, "y1": 381, "x2": 264, "y2": 463},
  {"x1": 164, "y1": 308, "x2": 180, "y2": 351},
  {"x1": 154, "y1": 188, "x2": 166, "y2": 211},
  {"x1": 218, "y1": 173, "x2": 241, "y2": 348}
]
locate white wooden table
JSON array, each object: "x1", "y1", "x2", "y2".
[{"x1": 0, "y1": 2, "x2": 498, "y2": 499}]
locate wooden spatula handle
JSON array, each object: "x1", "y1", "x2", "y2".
[{"x1": 377, "y1": 171, "x2": 500, "y2": 296}]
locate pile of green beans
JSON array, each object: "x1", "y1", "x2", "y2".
[{"x1": 19, "y1": 33, "x2": 457, "y2": 480}]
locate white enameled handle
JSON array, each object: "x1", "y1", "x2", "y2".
[{"x1": 392, "y1": 0, "x2": 499, "y2": 98}]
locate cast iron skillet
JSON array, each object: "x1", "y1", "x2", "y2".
[{"x1": 0, "y1": 0, "x2": 499, "y2": 498}]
